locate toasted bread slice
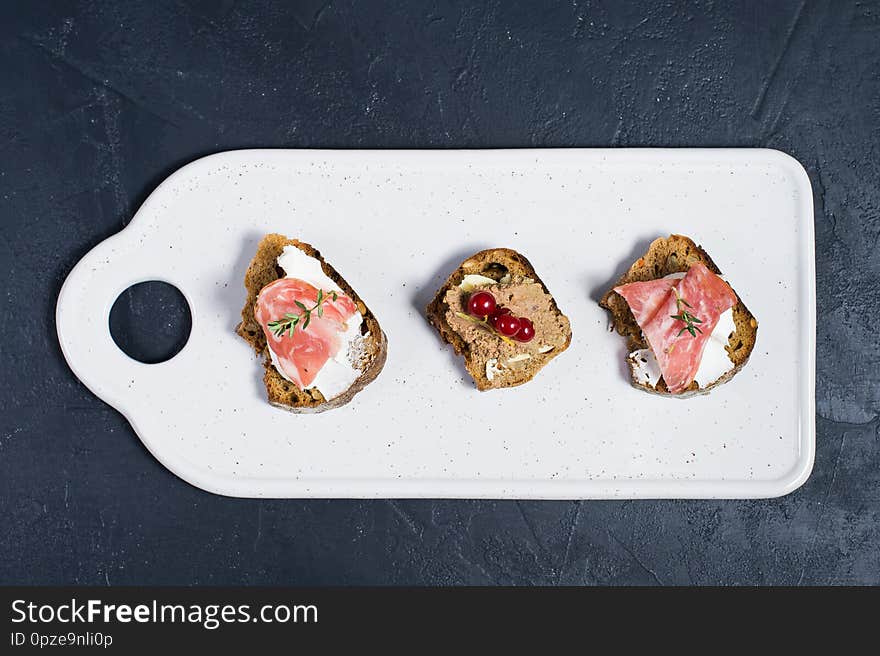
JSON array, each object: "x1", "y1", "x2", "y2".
[
  {"x1": 427, "y1": 248, "x2": 571, "y2": 390},
  {"x1": 236, "y1": 234, "x2": 387, "y2": 413},
  {"x1": 599, "y1": 234, "x2": 757, "y2": 397}
]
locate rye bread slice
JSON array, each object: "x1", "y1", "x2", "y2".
[
  {"x1": 598, "y1": 234, "x2": 757, "y2": 397},
  {"x1": 236, "y1": 234, "x2": 387, "y2": 413},
  {"x1": 426, "y1": 248, "x2": 571, "y2": 391}
]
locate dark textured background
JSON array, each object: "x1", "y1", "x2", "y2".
[{"x1": 1, "y1": 0, "x2": 878, "y2": 585}]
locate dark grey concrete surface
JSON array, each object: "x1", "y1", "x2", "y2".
[{"x1": 1, "y1": 1, "x2": 878, "y2": 585}]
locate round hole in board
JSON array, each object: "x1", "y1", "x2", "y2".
[{"x1": 109, "y1": 281, "x2": 192, "y2": 364}]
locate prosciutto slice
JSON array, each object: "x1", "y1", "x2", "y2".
[
  {"x1": 254, "y1": 278, "x2": 358, "y2": 389},
  {"x1": 614, "y1": 277, "x2": 677, "y2": 327},
  {"x1": 614, "y1": 263, "x2": 737, "y2": 392}
]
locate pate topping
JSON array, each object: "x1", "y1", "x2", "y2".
[{"x1": 443, "y1": 278, "x2": 569, "y2": 378}]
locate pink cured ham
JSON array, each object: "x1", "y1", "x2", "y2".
[
  {"x1": 254, "y1": 278, "x2": 358, "y2": 390},
  {"x1": 614, "y1": 263, "x2": 737, "y2": 393},
  {"x1": 614, "y1": 277, "x2": 677, "y2": 327}
]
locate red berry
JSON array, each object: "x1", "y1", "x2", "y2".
[
  {"x1": 495, "y1": 313, "x2": 522, "y2": 337},
  {"x1": 467, "y1": 291, "x2": 496, "y2": 317},
  {"x1": 488, "y1": 306, "x2": 511, "y2": 329},
  {"x1": 514, "y1": 317, "x2": 535, "y2": 342}
]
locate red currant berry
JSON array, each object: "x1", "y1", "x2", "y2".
[
  {"x1": 488, "y1": 306, "x2": 511, "y2": 329},
  {"x1": 514, "y1": 317, "x2": 535, "y2": 342},
  {"x1": 495, "y1": 313, "x2": 522, "y2": 337},
  {"x1": 467, "y1": 291, "x2": 496, "y2": 318}
]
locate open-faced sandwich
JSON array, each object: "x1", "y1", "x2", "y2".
[
  {"x1": 427, "y1": 248, "x2": 571, "y2": 390},
  {"x1": 599, "y1": 234, "x2": 757, "y2": 397},
  {"x1": 237, "y1": 234, "x2": 387, "y2": 413}
]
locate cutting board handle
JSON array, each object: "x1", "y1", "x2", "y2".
[{"x1": 56, "y1": 231, "x2": 185, "y2": 409}]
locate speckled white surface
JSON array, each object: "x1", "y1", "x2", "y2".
[{"x1": 55, "y1": 149, "x2": 815, "y2": 499}]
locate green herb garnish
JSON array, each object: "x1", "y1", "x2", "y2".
[
  {"x1": 268, "y1": 290, "x2": 338, "y2": 338},
  {"x1": 670, "y1": 290, "x2": 703, "y2": 338}
]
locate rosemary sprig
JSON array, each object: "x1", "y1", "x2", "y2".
[
  {"x1": 267, "y1": 290, "x2": 338, "y2": 338},
  {"x1": 670, "y1": 290, "x2": 703, "y2": 338},
  {"x1": 454, "y1": 311, "x2": 515, "y2": 345}
]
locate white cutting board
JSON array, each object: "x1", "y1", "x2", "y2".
[{"x1": 56, "y1": 149, "x2": 815, "y2": 499}]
